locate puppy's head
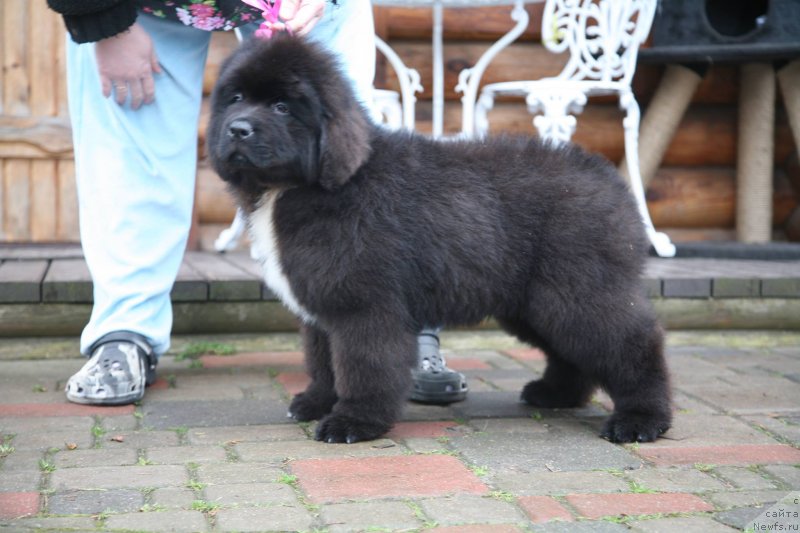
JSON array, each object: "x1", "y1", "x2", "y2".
[{"x1": 207, "y1": 35, "x2": 371, "y2": 194}]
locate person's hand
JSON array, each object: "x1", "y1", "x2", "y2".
[
  {"x1": 274, "y1": 0, "x2": 326, "y2": 36},
  {"x1": 95, "y1": 23, "x2": 161, "y2": 110}
]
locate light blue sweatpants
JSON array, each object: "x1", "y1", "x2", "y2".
[{"x1": 66, "y1": 1, "x2": 376, "y2": 357}]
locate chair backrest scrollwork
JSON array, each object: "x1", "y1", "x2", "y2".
[{"x1": 542, "y1": 0, "x2": 656, "y2": 84}]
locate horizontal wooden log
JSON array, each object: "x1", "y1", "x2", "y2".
[
  {"x1": 202, "y1": 28, "x2": 743, "y2": 106},
  {"x1": 0, "y1": 116, "x2": 73, "y2": 159},
  {"x1": 196, "y1": 165, "x2": 237, "y2": 224},
  {"x1": 203, "y1": 32, "x2": 240, "y2": 98},
  {"x1": 413, "y1": 102, "x2": 794, "y2": 167},
  {"x1": 374, "y1": 4, "x2": 544, "y2": 42},
  {"x1": 647, "y1": 167, "x2": 797, "y2": 229}
]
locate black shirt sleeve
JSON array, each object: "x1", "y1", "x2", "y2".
[{"x1": 47, "y1": 0, "x2": 138, "y2": 43}]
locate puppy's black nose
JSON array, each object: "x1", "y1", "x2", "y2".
[{"x1": 227, "y1": 119, "x2": 254, "y2": 140}]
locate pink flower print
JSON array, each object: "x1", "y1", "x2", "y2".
[
  {"x1": 189, "y1": 3, "x2": 217, "y2": 17},
  {"x1": 193, "y1": 15, "x2": 226, "y2": 30},
  {"x1": 176, "y1": 7, "x2": 193, "y2": 25}
]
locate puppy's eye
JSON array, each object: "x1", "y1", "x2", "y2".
[
  {"x1": 272, "y1": 102, "x2": 289, "y2": 115},
  {"x1": 230, "y1": 92, "x2": 243, "y2": 104}
]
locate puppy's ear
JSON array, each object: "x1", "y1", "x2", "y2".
[{"x1": 317, "y1": 105, "x2": 371, "y2": 190}]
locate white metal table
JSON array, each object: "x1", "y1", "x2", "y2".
[{"x1": 372, "y1": 0, "x2": 541, "y2": 138}]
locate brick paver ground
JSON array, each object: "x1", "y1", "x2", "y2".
[{"x1": 0, "y1": 330, "x2": 798, "y2": 531}]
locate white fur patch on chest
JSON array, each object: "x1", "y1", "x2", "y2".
[{"x1": 248, "y1": 191, "x2": 317, "y2": 324}]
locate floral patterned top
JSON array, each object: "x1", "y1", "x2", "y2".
[
  {"x1": 47, "y1": 0, "x2": 268, "y2": 43},
  {"x1": 138, "y1": 1, "x2": 263, "y2": 31}
]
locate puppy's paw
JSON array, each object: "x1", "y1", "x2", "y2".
[
  {"x1": 288, "y1": 392, "x2": 336, "y2": 422},
  {"x1": 314, "y1": 413, "x2": 390, "y2": 444},
  {"x1": 520, "y1": 379, "x2": 586, "y2": 408},
  {"x1": 601, "y1": 412, "x2": 671, "y2": 443}
]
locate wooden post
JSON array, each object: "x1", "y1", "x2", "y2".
[
  {"x1": 619, "y1": 64, "x2": 702, "y2": 187},
  {"x1": 736, "y1": 63, "x2": 775, "y2": 243},
  {"x1": 777, "y1": 59, "x2": 800, "y2": 157}
]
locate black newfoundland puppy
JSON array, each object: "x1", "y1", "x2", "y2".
[{"x1": 208, "y1": 36, "x2": 671, "y2": 445}]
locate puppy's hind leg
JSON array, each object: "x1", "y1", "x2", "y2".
[
  {"x1": 288, "y1": 324, "x2": 338, "y2": 422},
  {"x1": 315, "y1": 316, "x2": 417, "y2": 443},
  {"x1": 596, "y1": 314, "x2": 672, "y2": 443},
  {"x1": 522, "y1": 299, "x2": 671, "y2": 443},
  {"x1": 498, "y1": 318, "x2": 596, "y2": 408}
]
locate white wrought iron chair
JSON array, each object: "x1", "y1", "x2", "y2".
[
  {"x1": 214, "y1": 34, "x2": 422, "y2": 253},
  {"x1": 471, "y1": 0, "x2": 675, "y2": 257}
]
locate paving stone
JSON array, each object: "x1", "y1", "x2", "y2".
[
  {"x1": 48, "y1": 488, "x2": 144, "y2": 514},
  {"x1": 49, "y1": 464, "x2": 188, "y2": 490},
  {"x1": 687, "y1": 374, "x2": 800, "y2": 414},
  {"x1": 204, "y1": 482, "x2": 298, "y2": 506},
  {"x1": 450, "y1": 418, "x2": 641, "y2": 473},
  {"x1": 0, "y1": 491, "x2": 39, "y2": 519},
  {"x1": 742, "y1": 414, "x2": 800, "y2": 446},
  {"x1": 7, "y1": 429, "x2": 93, "y2": 451},
  {"x1": 708, "y1": 490, "x2": 788, "y2": 509},
  {"x1": 636, "y1": 444, "x2": 800, "y2": 466},
  {"x1": 0, "y1": 403, "x2": 134, "y2": 418},
  {"x1": 690, "y1": 348, "x2": 797, "y2": 370},
  {"x1": 320, "y1": 501, "x2": 422, "y2": 532},
  {"x1": 104, "y1": 509, "x2": 208, "y2": 532},
  {"x1": 1, "y1": 515, "x2": 98, "y2": 530},
  {"x1": 150, "y1": 487, "x2": 196, "y2": 509},
  {"x1": 444, "y1": 358, "x2": 492, "y2": 371},
  {"x1": 142, "y1": 399, "x2": 291, "y2": 429},
  {"x1": 763, "y1": 465, "x2": 800, "y2": 488},
  {"x1": 516, "y1": 495, "x2": 574, "y2": 523},
  {"x1": 0, "y1": 415, "x2": 94, "y2": 433},
  {"x1": 420, "y1": 495, "x2": 527, "y2": 526},
  {"x1": 625, "y1": 466, "x2": 727, "y2": 492},
  {"x1": 54, "y1": 447, "x2": 139, "y2": 469},
  {"x1": 565, "y1": 492, "x2": 713, "y2": 519},
  {"x1": 665, "y1": 355, "x2": 747, "y2": 386},
  {"x1": 144, "y1": 375, "x2": 247, "y2": 401},
  {"x1": 146, "y1": 445, "x2": 228, "y2": 465},
  {"x1": 642, "y1": 413, "x2": 777, "y2": 448},
  {"x1": 503, "y1": 348, "x2": 546, "y2": 362},
  {"x1": 186, "y1": 424, "x2": 306, "y2": 446},
  {"x1": 275, "y1": 371, "x2": 310, "y2": 395},
  {"x1": 196, "y1": 462, "x2": 285, "y2": 485},
  {"x1": 404, "y1": 437, "x2": 452, "y2": 454},
  {"x1": 0, "y1": 471, "x2": 40, "y2": 492},
  {"x1": 715, "y1": 504, "x2": 771, "y2": 530},
  {"x1": 451, "y1": 391, "x2": 543, "y2": 419},
  {"x1": 214, "y1": 504, "x2": 315, "y2": 532},
  {"x1": 99, "y1": 415, "x2": 139, "y2": 432},
  {"x1": 291, "y1": 455, "x2": 488, "y2": 503},
  {"x1": 492, "y1": 471, "x2": 629, "y2": 495},
  {"x1": 628, "y1": 516, "x2": 737, "y2": 532},
  {"x1": 714, "y1": 466, "x2": 778, "y2": 490},
  {"x1": 1, "y1": 450, "x2": 46, "y2": 472},
  {"x1": 98, "y1": 430, "x2": 180, "y2": 449},
  {"x1": 199, "y1": 351, "x2": 304, "y2": 368},
  {"x1": 670, "y1": 390, "x2": 721, "y2": 414},
  {"x1": 429, "y1": 525, "x2": 525, "y2": 533},
  {"x1": 387, "y1": 421, "x2": 460, "y2": 439},
  {"x1": 530, "y1": 521, "x2": 628, "y2": 532},
  {"x1": 402, "y1": 401, "x2": 457, "y2": 422},
  {"x1": 235, "y1": 438, "x2": 403, "y2": 462}
]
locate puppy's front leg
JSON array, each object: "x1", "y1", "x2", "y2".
[
  {"x1": 315, "y1": 319, "x2": 416, "y2": 443},
  {"x1": 288, "y1": 324, "x2": 338, "y2": 421}
]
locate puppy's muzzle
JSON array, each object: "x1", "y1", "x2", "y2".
[{"x1": 227, "y1": 119, "x2": 255, "y2": 140}]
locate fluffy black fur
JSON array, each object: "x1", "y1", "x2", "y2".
[{"x1": 208, "y1": 36, "x2": 672, "y2": 444}]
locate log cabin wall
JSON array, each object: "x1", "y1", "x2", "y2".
[
  {"x1": 2, "y1": 1, "x2": 798, "y2": 248},
  {"x1": 0, "y1": 0, "x2": 77, "y2": 243}
]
